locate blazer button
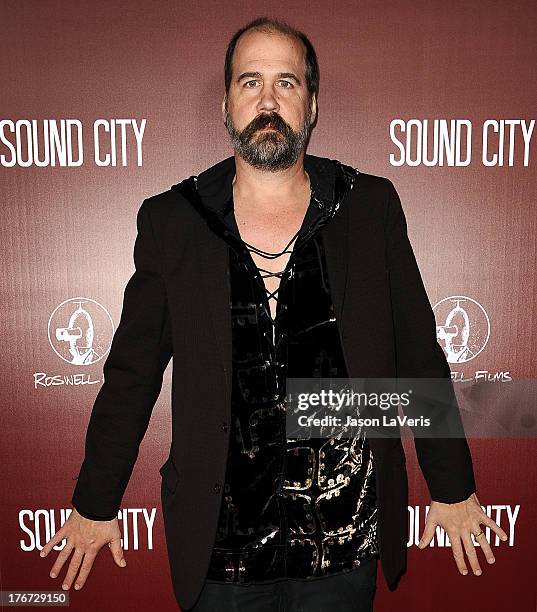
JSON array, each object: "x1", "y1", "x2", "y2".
[
  {"x1": 222, "y1": 422, "x2": 229, "y2": 432},
  {"x1": 214, "y1": 483, "x2": 222, "y2": 493}
]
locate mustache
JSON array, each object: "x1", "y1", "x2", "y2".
[{"x1": 245, "y1": 112, "x2": 291, "y2": 136}]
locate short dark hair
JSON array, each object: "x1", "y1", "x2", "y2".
[{"x1": 224, "y1": 17, "x2": 319, "y2": 102}]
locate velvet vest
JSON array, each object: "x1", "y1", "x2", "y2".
[{"x1": 203, "y1": 186, "x2": 379, "y2": 583}]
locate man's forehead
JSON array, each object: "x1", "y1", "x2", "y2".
[{"x1": 234, "y1": 31, "x2": 305, "y2": 73}]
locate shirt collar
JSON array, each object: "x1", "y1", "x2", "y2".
[{"x1": 194, "y1": 153, "x2": 337, "y2": 218}]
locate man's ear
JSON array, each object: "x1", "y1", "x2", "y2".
[
  {"x1": 311, "y1": 93, "x2": 317, "y2": 123},
  {"x1": 221, "y1": 94, "x2": 227, "y2": 121}
]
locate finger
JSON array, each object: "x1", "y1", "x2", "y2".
[
  {"x1": 418, "y1": 517, "x2": 437, "y2": 549},
  {"x1": 473, "y1": 529, "x2": 495, "y2": 564},
  {"x1": 40, "y1": 528, "x2": 66, "y2": 558},
  {"x1": 109, "y1": 537, "x2": 127, "y2": 567},
  {"x1": 450, "y1": 535, "x2": 468, "y2": 575},
  {"x1": 49, "y1": 541, "x2": 74, "y2": 579},
  {"x1": 73, "y1": 551, "x2": 97, "y2": 590},
  {"x1": 482, "y1": 516, "x2": 508, "y2": 542},
  {"x1": 462, "y1": 532, "x2": 482, "y2": 576},
  {"x1": 61, "y1": 548, "x2": 84, "y2": 590}
]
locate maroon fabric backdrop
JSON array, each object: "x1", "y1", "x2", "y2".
[{"x1": 1, "y1": 1, "x2": 535, "y2": 610}]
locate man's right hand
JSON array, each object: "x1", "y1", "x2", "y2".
[{"x1": 39, "y1": 507, "x2": 126, "y2": 591}]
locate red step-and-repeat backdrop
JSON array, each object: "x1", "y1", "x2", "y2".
[{"x1": 1, "y1": 1, "x2": 535, "y2": 610}]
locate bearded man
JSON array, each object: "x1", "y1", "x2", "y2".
[{"x1": 41, "y1": 16, "x2": 507, "y2": 612}]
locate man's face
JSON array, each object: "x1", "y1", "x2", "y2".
[{"x1": 223, "y1": 29, "x2": 317, "y2": 171}]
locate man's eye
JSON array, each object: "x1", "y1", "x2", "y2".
[{"x1": 243, "y1": 80, "x2": 293, "y2": 88}]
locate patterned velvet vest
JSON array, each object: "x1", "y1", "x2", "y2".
[{"x1": 185, "y1": 165, "x2": 379, "y2": 583}]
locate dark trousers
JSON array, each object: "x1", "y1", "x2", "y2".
[{"x1": 184, "y1": 556, "x2": 378, "y2": 611}]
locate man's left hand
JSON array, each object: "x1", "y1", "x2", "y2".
[{"x1": 417, "y1": 492, "x2": 508, "y2": 576}]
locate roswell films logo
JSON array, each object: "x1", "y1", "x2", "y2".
[
  {"x1": 433, "y1": 295, "x2": 510, "y2": 382},
  {"x1": 33, "y1": 297, "x2": 114, "y2": 388}
]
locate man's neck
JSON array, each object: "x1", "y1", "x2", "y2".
[{"x1": 232, "y1": 153, "x2": 311, "y2": 214}]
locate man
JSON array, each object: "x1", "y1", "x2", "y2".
[{"x1": 40, "y1": 17, "x2": 508, "y2": 611}]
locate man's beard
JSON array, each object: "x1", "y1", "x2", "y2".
[{"x1": 223, "y1": 103, "x2": 312, "y2": 171}]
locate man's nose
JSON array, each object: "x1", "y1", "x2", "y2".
[{"x1": 256, "y1": 86, "x2": 280, "y2": 113}]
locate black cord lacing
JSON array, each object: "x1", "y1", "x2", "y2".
[
  {"x1": 241, "y1": 228, "x2": 301, "y2": 312},
  {"x1": 239, "y1": 176, "x2": 313, "y2": 321}
]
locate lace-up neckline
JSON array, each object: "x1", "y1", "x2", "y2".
[
  {"x1": 240, "y1": 227, "x2": 302, "y2": 325},
  {"x1": 232, "y1": 174, "x2": 313, "y2": 328}
]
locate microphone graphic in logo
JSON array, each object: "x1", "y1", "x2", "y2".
[
  {"x1": 48, "y1": 297, "x2": 114, "y2": 365},
  {"x1": 433, "y1": 295, "x2": 490, "y2": 363}
]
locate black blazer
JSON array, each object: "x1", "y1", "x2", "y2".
[{"x1": 72, "y1": 154, "x2": 476, "y2": 610}]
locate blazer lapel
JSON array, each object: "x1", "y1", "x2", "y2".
[
  {"x1": 322, "y1": 165, "x2": 351, "y2": 336},
  {"x1": 198, "y1": 234, "x2": 232, "y2": 398},
  {"x1": 171, "y1": 172, "x2": 233, "y2": 399}
]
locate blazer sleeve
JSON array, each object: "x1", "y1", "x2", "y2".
[
  {"x1": 71, "y1": 198, "x2": 173, "y2": 520},
  {"x1": 384, "y1": 179, "x2": 477, "y2": 503}
]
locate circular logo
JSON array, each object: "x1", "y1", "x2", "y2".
[
  {"x1": 432, "y1": 295, "x2": 490, "y2": 363},
  {"x1": 48, "y1": 297, "x2": 114, "y2": 365}
]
